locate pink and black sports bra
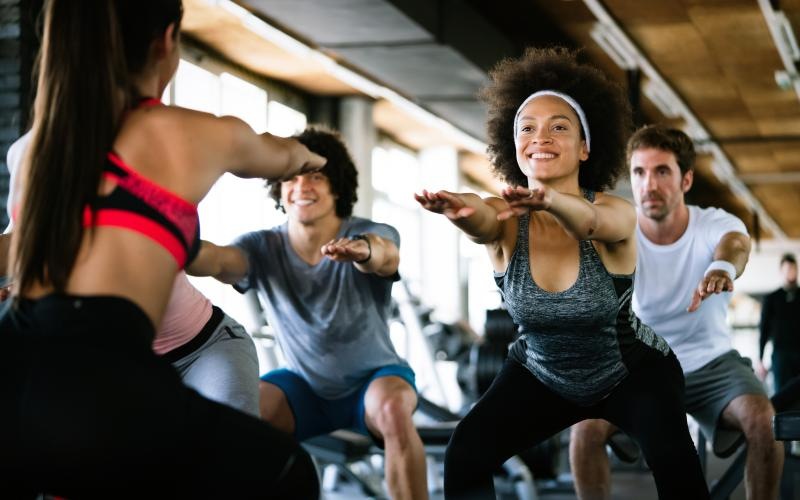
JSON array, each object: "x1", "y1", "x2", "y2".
[{"x1": 83, "y1": 98, "x2": 201, "y2": 268}]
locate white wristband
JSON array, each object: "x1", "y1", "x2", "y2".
[{"x1": 705, "y1": 260, "x2": 737, "y2": 279}]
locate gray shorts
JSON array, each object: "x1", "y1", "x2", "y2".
[
  {"x1": 685, "y1": 349, "x2": 767, "y2": 456},
  {"x1": 169, "y1": 309, "x2": 260, "y2": 417}
]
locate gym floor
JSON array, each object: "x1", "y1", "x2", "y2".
[
  {"x1": 319, "y1": 444, "x2": 755, "y2": 499},
  {"x1": 536, "y1": 443, "x2": 749, "y2": 500},
  {"x1": 541, "y1": 451, "x2": 800, "y2": 500}
]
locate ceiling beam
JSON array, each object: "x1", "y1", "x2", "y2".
[
  {"x1": 710, "y1": 135, "x2": 800, "y2": 144},
  {"x1": 740, "y1": 171, "x2": 800, "y2": 184},
  {"x1": 212, "y1": 0, "x2": 486, "y2": 154}
]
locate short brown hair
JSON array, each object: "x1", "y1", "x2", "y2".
[{"x1": 627, "y1": 125, "x2": 696, "y2": 175}]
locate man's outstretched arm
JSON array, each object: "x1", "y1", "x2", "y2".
[
  {"x1": 187, "y1": 240, "x2": 250, "y2": 285},
  {"x1": 688, "y1": 231, "x2": 751, "y2": 312},
  {"x1": 321, "y1": 233, "x2": 399, "y2": 277}
]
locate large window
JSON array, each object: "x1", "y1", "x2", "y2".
[
  {"x1": 267, "y1": 101, "x2": 307, "y2": 137},
  {"x1": 174, "y1": 60, "x2": 220, "y2": 115}
]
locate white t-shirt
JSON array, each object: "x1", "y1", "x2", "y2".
[{"x1": 633, "y1": 205, "x2": 748, "y2": 374}]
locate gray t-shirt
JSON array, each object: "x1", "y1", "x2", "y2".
[{"x1": 234, "y1": 216, "x2": 407, "y2": 399}]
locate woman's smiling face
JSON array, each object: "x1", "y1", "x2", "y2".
[{"x1": 514, "y1": 95, "x2": 588, "y2": 183}]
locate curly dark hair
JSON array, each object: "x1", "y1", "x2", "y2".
[
  {"x1": 268, "y1": 126, "x2": 359, "y2": 218},
  {"x1": 626, "y1": 124, "x2": 696, "y2": 175},
  {"x1": 481, "y1": 46, "x2": 633, "y2": 191}
]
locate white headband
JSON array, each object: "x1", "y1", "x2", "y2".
[{"x1": 513, "y1": 90, "x2": 591, "y2": 152}]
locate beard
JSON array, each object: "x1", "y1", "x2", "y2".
[{"x1": 638, "y1": 196, "x2": 670, "y2": 221}]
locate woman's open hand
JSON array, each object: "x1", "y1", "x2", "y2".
[
  {"x1": 496, "y1": 185, "x2": 552, "y2": 220},
  {"x1": 414, "y1": 189, "x2": 476, "y2": 220}
]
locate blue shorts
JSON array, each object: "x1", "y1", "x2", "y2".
[{"x1": 261, "y1": 364, "x2": 416, "y2": 444}]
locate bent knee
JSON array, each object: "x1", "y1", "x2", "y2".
[
  {"x1": 372, "y1": 396, "x2": 415, "y2": 439},
  {"x1": 571, "y1": 420, "x2": 614, "y2": 449},
  {"x1": 735, "y1": 402, "x2": 776, "y2": 441}
]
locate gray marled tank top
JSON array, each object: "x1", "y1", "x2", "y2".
[{"x1": 494, "y1": 190, "x2": 669, "y2": 406}]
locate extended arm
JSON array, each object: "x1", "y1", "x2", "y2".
[
  {"x1": 687, "y1": 231, "x2": 751, "y2": 312},
  {"x1": 186, "y1": 240, "x2": 250, "y2": 285},
  {"x1": 224, "y1": 119, "x2": 326, "y2": 181},
  {"x1": 414, "y1": 190, "x2": 504, "y2": 244},
  {"x1": 321, "y1": 233, "x2": 399, "y2": 277},
  {"x1": 497, "y1": 186, "x2": 635, "y2": 243},
  {"x1": 172, "y1": 110, "x2": 326, "y2": 188}
]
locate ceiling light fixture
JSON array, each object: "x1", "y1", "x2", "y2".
[
  {"x1": 589, "y1": 24, "x2": 636, "y2": 70},
  {"x1": 759, "y1": 0, "x2": 800, "y2": 109},
  {"x1": 641, "y1": 80, "x2": 681, "y2": 119},
  {"x1": 759, "y1": 0, "x2": 800, "y2": 112},
  {"x1": 758, "y1": 0, "x2": 800, "y2": 70}
]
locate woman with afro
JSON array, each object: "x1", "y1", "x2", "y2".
[{"x1": 416, "y1": 47, "x2": 708, "y2": 499}]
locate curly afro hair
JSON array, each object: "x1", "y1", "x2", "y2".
[
  {"x1": 481, "y1": 46, "x2": 633, "y2": 192},
  {"x1": 268, "y1": 126, "x2": 359, "y2": 218}
]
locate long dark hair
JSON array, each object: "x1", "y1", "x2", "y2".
[{"x1": 14, "y1": 0, "x2": 182, "y2": 294}]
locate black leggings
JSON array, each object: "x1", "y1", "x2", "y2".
[
  {"x1": 444, "y1": 349, "x2": 709, "y2": 499},
  {"x1": 0, "y1": 295, "x2": 318, "y2": 499}
]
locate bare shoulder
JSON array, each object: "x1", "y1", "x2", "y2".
[
  {"x1": 120, "y1": 105, "x2": 246, "y2": 159},
  {"x1": 114, "y1": 106, "x2": 231, "y2": 199},
  {"x1": 127, "y1": 104, "x2": 248, "y2": 133},
  {"x1": 126, "y1": 104, "x2": 232, "y2": 132}
]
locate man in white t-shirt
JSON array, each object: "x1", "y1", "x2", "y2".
[{"x1": 569, "y1": 125, "x2": 782, "y2": 500}]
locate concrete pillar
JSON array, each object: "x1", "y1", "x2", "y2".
[
  {"x1": 308, "y1": 95, "x2": 338, "y2": 129},
  {"x1": 338, "y1": 96, "x2": 375, "y2": 219}
]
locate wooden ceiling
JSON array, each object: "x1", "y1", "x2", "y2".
[
  {"x1": 182, "y1": 0, "x2": 800, "y2": 241},
  {"x1": 180, "y1": 0, "x2": 358, "y2": 95}
]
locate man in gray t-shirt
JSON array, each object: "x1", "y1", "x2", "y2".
[{"x1": 189, "y1": 127, "x2": 428, "y2": 500}]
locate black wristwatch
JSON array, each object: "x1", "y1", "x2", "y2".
[{"x1": 351, "y1": 234, "x2": 372, "y2": 264}]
